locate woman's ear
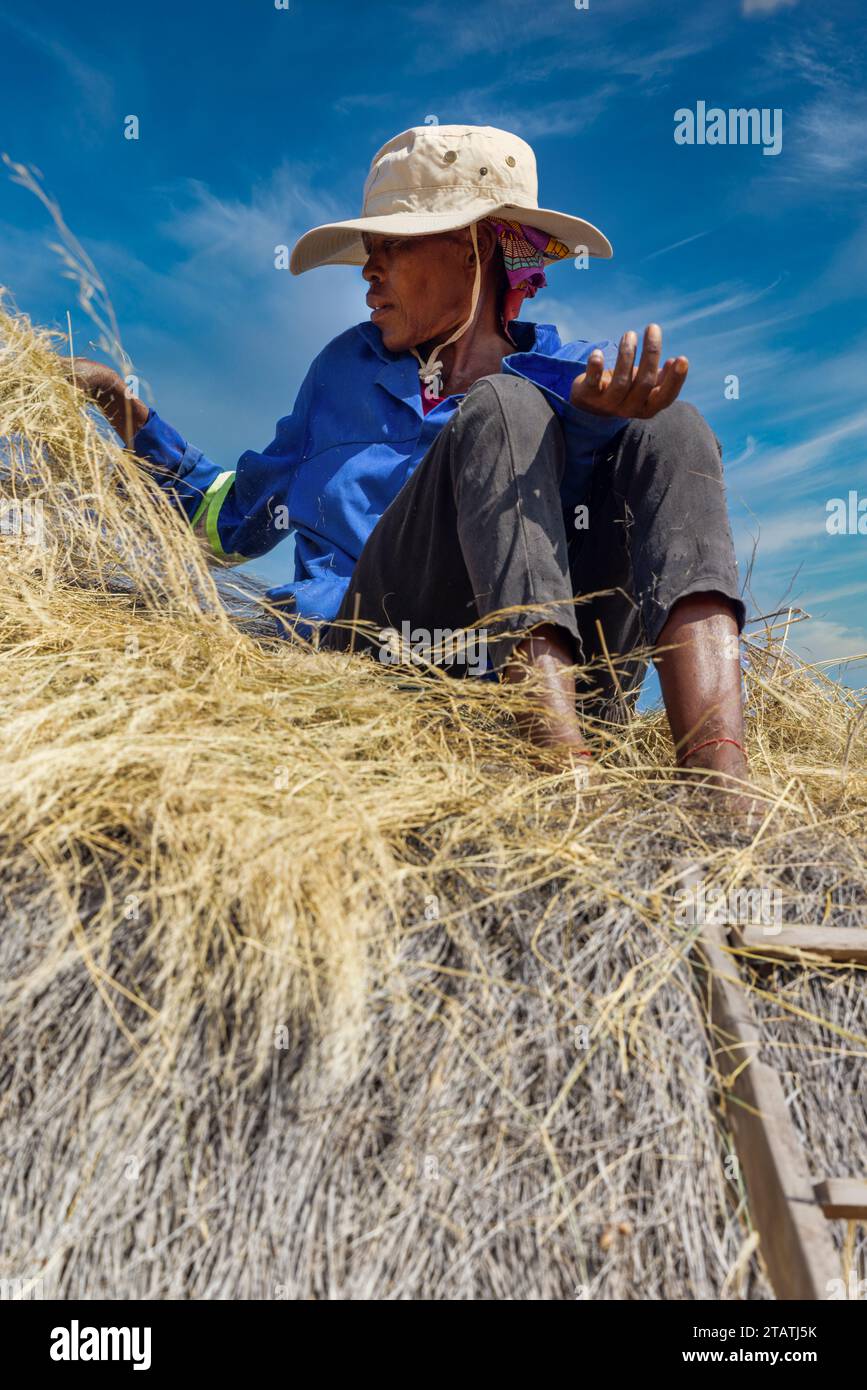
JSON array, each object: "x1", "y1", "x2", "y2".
[{"x1": 474, "y1": 222, "x2": 499, "y2": 266}]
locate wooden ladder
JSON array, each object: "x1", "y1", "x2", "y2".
[{"x1": 678, "y1": 864, "x2": 867, "y2": 1300}]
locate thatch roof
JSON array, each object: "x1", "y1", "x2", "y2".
[{"x1": 1, "y1": 303, "x2": 864, "y2": 1299}]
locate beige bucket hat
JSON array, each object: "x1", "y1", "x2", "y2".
[{"x1": 290, "y1": 124, "x2": 613, "y2": 274}]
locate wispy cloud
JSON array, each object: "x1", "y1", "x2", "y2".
[
  {"x1": 793, "y1": 97, "x2": 867, "y2": 178},
  {"x1": 157, "y1": 164, "x2": 345, "y2": 272},
  {"x1": 758, "y1": 26, "x2": 867, "y2": 184},
  {"x1": 766, "y1": 33, "x2": 851, "y2": 91},
  {"x1": 513, "y1": 34, "x2": 716, "y2": 88},
  {"x1": 539, "y1": 274, "x2": 789, "y2": 363},
  {"x1": 0, "y1": 13, "x2": 113, "y2": 128},
  {"x1": 666, "y1": 278, "x2": 785, "y2": 330},
  {"x1": 742, "y1": 0, "x2": 798, "y2": 15},
  {"x1": 805, "y1": 579, "x2": 867, "y2": 606},
  {"x1": 641, "y1": 231, "x2": 710, "y2": 262},
  {"x1": 428, "y1": 82, "x2": 619, "y2": 141},
  {"x1": 792, "y1": 617, "x2": 867, "y2": 667},
  {"x1": 334, "y1": 91, "x2": 399, "y2": 115},
  {"x1": 491, "y1": 90, "x2": 620, "y2": 140},
  {"x1": 728, "y1": 435, "x2": 758, "y2": 468},
  {"x1": 409, "y1": 0, "x2": 569, "y2": 63},
  {"x1": 733, "y1": 507, "x2": 825, "y2": 558},
  {"x1": 733, "y1": 409, "x2": 867, "y2": 488},
  {"x1": 411, "y1": 0, "x2": 719, "y2": 91}
]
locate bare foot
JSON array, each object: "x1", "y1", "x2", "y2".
[
  {"x1": 680, "y1": 761, "x2": 766, "y2": 822},
  {"x1": 677, "y1": 750, "x2": 768, "y2": 829}
]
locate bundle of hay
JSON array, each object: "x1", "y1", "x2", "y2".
[{"x1": 0, "y1": 302, "x2": 864, "y2": 1299}]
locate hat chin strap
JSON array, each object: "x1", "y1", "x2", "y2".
[{"x1": 411, "y1": 222, "x2": 482, "y2": 401}]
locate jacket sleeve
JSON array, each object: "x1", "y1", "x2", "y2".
[
  {"x1": 503, "y1": 338, "x2": 628, "y2": 444},
  {"x1": 130, "y1": 359, "x2": 317, "y2": 561}
]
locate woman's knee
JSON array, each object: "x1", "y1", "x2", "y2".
[
  {"x1": 454, "y1": 374, "x2": 564, "y2": 481},
  {"x1": 623, "y1": 400, "x2": 723, "y2": 476},
  {"x1": 626, "y1": 398, "x2": 714, "y2": 443},
  {"x1": 460, "y1": 373, "x2": 558, "y2": 434}
]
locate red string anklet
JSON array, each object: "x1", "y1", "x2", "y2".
[{"x1": 678, "y1": 736, "x2": 745, "y2": 767}]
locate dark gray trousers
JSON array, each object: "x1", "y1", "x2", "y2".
[{"x1": 325, "y1": 374, "x2": 745, "y2": 714}]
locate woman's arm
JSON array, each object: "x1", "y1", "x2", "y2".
[{"x1": 67, "y1": 354, "x2": 318, "y2": 564}]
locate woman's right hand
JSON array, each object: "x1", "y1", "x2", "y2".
[
  {"x1": 62, "y1": 356, "x2": 149, "y2": 445},
  {"x1": 65, "y1": 356, "x2": 124, "y2": 400}
]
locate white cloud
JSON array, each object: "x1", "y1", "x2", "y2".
[
  {"x1": 641, "y1": 231, "x2": 711, "y2": 263},
  {"x1": 804, "y1": 579, "x2": 867, "y2": 606},
  {"x1": 767, "y1": 36, "x2": 844, "y2": 91},
  {"x1": 412, "y1": 0, "x2": 568, "y2": 63},
  {"x1": 0, "y1": 15, "x2": 113, "y2": 130},
  {"x1": 434, "y1": 84, "x2": 618, "y2": 141},
  {"x1": 728, "y1": 435, "x2": 758, "y2": 468},
  {"x1": 794, "y1": 98, "x2": 867, "y2": 178},
  {"x1": 791, "y1": 617, "x2": 867, "y2": 668},
  {"x1": 536, "y1": 277, "x2": 783, "y2": 349},
  {"x1": 733, "y1": 409, "x2": 867, "y2": 488},
  {"x1": 734, "y1": 508, "x2": 826, "y2": 558},
  {"x1": 134, "y1": 169, "x2": 364, "y2": 449},
  {"x1": 157, "y1": 164, "x2": 346, "y2": 273},
  {"x1": 666, "y1": 278, "x2": 785, "y2": 331},
  {"x1": 742, "y1": 0, "x2": 798, "y2": 15}
]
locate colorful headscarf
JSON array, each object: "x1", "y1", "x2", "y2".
[{"x1": 484, "y1": 218, "x2": 572, "y2": 336}]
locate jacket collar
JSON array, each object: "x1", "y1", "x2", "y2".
[{"x1": 356, "y1": 317, "x2": 564, "y2": 412}]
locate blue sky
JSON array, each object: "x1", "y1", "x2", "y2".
[{"x1": 1, "y1": 0, "x2": 865, "y2": 685}]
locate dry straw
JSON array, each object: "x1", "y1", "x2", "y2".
[{"x1": 0, "y1": 298, "x2": 864, "y2": 1299}]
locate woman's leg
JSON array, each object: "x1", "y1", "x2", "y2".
[
  {"x1": 325, "y1": 373, "x2": 588, "y2": 750},
  {"x1": 501, "y1": 623, "x2": 590, "y2": 758},
  {"x1": 570, "y1": 399, "x2": 748, "y2": 779},
  {"x1": 655, "y1": 594, "x2": 748, "y2": 781}
]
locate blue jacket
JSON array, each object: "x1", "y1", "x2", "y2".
[{"x1": 131, "y1": 318, "x2": 624, "y2": 631}]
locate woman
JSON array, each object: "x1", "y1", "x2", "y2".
[{"x1": 74, "y1": 123, "x2": 749, "y2": 791}]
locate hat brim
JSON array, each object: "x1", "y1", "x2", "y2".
[{"x1": 289, "y1": 200, "x2": 613, "y2": 274}]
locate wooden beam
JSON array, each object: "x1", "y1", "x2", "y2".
[
  {"x1": 738, "y1": 925, "x2": 867, "y2": 965},
  {"x1": 814, "y1": 1179, "x2": 867, "y2": 1221},
  {"x1": 679, "y1": 867, "x2": 841, "y2": 1300}
]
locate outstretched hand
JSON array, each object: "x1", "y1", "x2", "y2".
[{"x1": 570, "y1": 324, "x2": 689, "y2": 419}]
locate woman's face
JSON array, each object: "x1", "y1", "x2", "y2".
[{"x1": 362, "y1": 228, "x2": 491, "y2": 352}]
